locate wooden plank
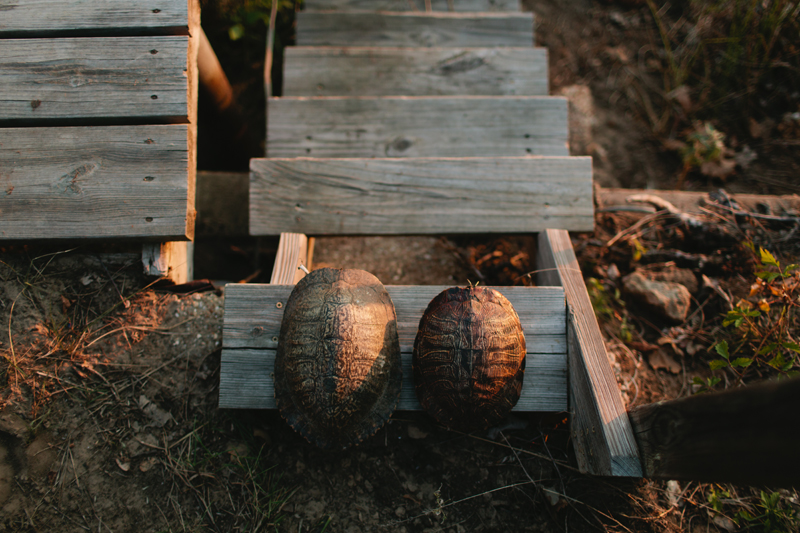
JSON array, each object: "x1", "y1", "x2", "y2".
[
  {"x1": 302, "y1": 0, "x2": 521, "y2": 11},
  {"x1": 0, "y1": 0, "x2": 200, "y2": 37},
  {"x1": 219, "y1": 348, "x2": 565, "y2": 411},
  {"x1": 266, "y1": 97, "x2": 569, "y2": 158},
  {"x1": 629, "y1": 377, "x2": 800, "y2": 486},
  {"x1": 0, "y1": 37, "x2": 191, "y2": 123},
  {"x1": 537, "y1": 229, "x2": 642, "y2": 477},
  {"x1": 269, "y1": 233, "x2": 310, "y2": 284},
  {"x1": 220, "y1": 284, "x2": 567, "y2": 411},
  {"x1": 0, "y1": 125, "x2": 195, "y2": 240},
  {"x1": 142, "y1": 241, "x2": 193, "y2": 284},
  {"x1": 296, "y1": 12, "x2": 533, "y2": 47},
  {"x1": 283, "y1": 47, "x2": 548, "y2": 96},
  {"x1": 222, "y1": 284, "x2": 566, "y2": 351},
  {"x1": 249, "y1": 157, "x2": 593, "y2": 235}
]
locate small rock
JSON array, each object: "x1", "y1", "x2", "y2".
[
  {"x1": 646, "y1": 266, "x2": 699, "y2": 294},
  {"x1": 607, "y1": 263, "x2": 620, "y2": 280},
  {"x1": 623, "y1": 271, "x2": 692, "y2": 323},
  {"x1": 395, "y1": 506, "x2": 407, "y2": 518},
  {"x1": 407, "y1": 425, "x2": 428, "y2": 440}
]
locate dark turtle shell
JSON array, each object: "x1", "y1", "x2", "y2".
[
  {"x1": 413, "y1": 286, "x2": 526, "y2": 432},
  {"x1": 274, "y1": 268, "x2": 402, "y2": 450}
]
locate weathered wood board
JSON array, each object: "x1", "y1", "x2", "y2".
[
  {"x1": 269, "y1": 233, "x2": 310, "y2": 284},
  {"x1": 629, "y1": 376, "x2": 800, "y2": 486},
  {"x1": 537, "y1": 229, "x2": 642, "y2": 477},
  {"x1": 0, "y1": 125, "x2": 195, "y2": 240},
  {"x1": 302, "y1": 0, "x2": 521, "y2": 11},
  {"x1": 220, "y1": 284, "x2": 568, "y2": 411},
  {"x1": 283, "y1": 47, "x2": 548, "y2": 96},
  {"x1": 0, "y1": 0, "x2": 199, "y2": 37},
  {"x1": 250, "y1": 157, "x2": 592, "y2": 235},
  {"x1": 296, "y1": 12, "x2": 534, "y2": 47},
  {"x1": 0, "y1": 36, "x2": 192, "y2": 123},
  {"x1": 266, "y1": 96, "x2": 569, "y2": 158}
]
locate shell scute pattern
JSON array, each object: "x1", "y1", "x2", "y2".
[
  {"x1": 413, "y1": 286, "x2": 526, "y2": 432},
  {"x1": 274, "y1": 268, "x2": 402, "y2": 450}
]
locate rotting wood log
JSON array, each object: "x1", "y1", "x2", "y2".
[
  {"x1": 629, "y1": 377, "x2": 800, "y2": 486},
  {"x1": 537, "y1": 229, "x2": 642, "y2": 477}
]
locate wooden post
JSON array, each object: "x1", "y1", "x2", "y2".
[{"x1": 629, "y1": 377, "x2": 800, "y2": 486}]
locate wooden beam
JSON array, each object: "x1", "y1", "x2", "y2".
[
  {"x1": 629, "y1": 377, "x2": 800, "y2": 486},
  {"x1": 142, "y1": 241, "x2": 193, "y2": 284},
  {"x1": 269, "y1": 233, "x2": 310, "y2": 284},
  {"x1": 220, "y1": 284, "x2": 567, "y2": 411},
  {"x1": 283, "y1": 47, "x2": 548, "y2": 96},
  {"x1": 0, "y1": 125, "x2": 195, "y2": 241},
  {"x1": 302, "y1": 0, "x2": 522, "y2": 11},
  {"x1": 0, "y1": 0, "x2": 200, "y2": 37},
  {"x1": 296, "y1": 12, "x2": 534, "y2": 47},
  {"x1": 537, "y1": 229, "x2": 642, "y2": 477},
  {"x1": 0, "y1": 36, "x2": 192, "y2": 124},
  {"x1": 266, "y1": 96, "x2": 569, "y2": 158},
  {"x1": 249, "y1": 157, "x2": 593, "y2": 235}
]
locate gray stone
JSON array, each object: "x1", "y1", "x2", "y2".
[{"x1": 623, "y1": 270, "x2": 692, "y2": 323}]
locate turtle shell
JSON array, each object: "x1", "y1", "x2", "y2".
[
  {"x1": 274, "y1": 268, "x2": 402, "y2": 450},
  {"x1": 413, "y1": 286, "x2": 526, "y2": 432}
]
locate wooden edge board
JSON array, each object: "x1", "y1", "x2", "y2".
[
  {"x1": 250, "y1": 157, "x2": 591, "y2": 235},
  {"x1": 0, "y1": 125, "x2": 196, "y2": 241},
  {"x1": 629, "y1": 376, "x2": 800, "y2": 486},
  {"x1": 296, "y1": 12, "x2": 534, "y2": 48},
  {"x1": 301, "y1": 0, "x2": 522, "y2": 12},
  {"x1": 536, "y1": 229, "x2": 642, "y2": 477},
  {"x1": 269, "y1": 233, "x2": 310, "y2": 284},
  {"x1": 0, "y1": 36, "x2": 192, "y2": 123},
  {"x1": 0, "y1": 0, "x2": 200, "y2": 37},
  {"x1": 222, "y1": 284, "x2": 566, "y2": 349},
  {"x1": 282, "y1": 46, "x2": 549, "y2": 97},
  {"x1": 219, "y1": 348, "x2": 567, "y2": 411}
]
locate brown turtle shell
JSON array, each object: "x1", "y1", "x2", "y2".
[
  {"x1": 274, "y1": 268, "x2": 402, "y2": 450},
  {"x1": 413, "y1": 286, "x2": 526, "y2": 432}
]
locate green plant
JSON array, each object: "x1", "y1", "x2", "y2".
[
  {"x1": 704, "y1": 246, "x2": 799, "y2": 387},
  {"x1": 588, "y1": 278, "x2": 633, "y2": 342},
  {"x1": 222, "y1": 0, "x2": 295, "y2": 41}
]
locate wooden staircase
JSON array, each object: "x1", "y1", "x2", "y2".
[{"x1": 220, "y1": 0, "x2": 642, "y2": 477}]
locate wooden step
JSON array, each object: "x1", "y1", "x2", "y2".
[
  {"x1": 0, "y1": 0, "x2": 199, "y2": 37},
  {"x1": 302, "y1": 0, "x2": 521, "y2": 12},
  {"x1": 296, "y1": 12, "x2": 534, "y2": 47},
  {"x1": 0, "y1": 125, "x2": 195, "y2": 241},
  {"x1": 219, "y1": 284, "x2": 568, "y2": 412},
  {"x1": 249, "y1": 157, "x2": 593, "y2": 235},
  {"x1": 283, "y1": 46, "x2": 548, "y2": 96},
  {"x1": 266, "y1": 96, "x2": 569, "y2": 158},
  {"x1": 0, "y1": 36, "x2": 195, "y2": 124}
]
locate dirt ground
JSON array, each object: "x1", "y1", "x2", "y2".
[{"x1": 2, "y1": 1, "x2": 800, "y2": 532}]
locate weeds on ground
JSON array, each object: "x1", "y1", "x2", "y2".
[{"x1": 702, "y1": 245, "x2": 799, "y2": 390}]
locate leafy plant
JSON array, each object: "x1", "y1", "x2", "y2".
[
  {"x1": 587, "y1": 278, "x2": 633, "y2": 342},
  {"x1": 221, "y1": 0, "x2": 296, "y2": 41},
  {"x1": 704, "y1": 246, "x2": 799, "y2": 387}
]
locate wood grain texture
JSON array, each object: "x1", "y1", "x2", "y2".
[
  {"x1": 220, "y1": 284, "x2": 567, "y2": 411},
  {"x1": 269, "y1": 233, "x2": 310, "y2": 284},
  {"x1": 629, "y1": 377, "x2": 800, "y2": 486},
  {"x1": 223, "y1": 284, "x2": 566, "y2": 351},
  {"x1": 296, "y1": 12, "x2": 533, "y2": 47},
  {"x1": 249, "y1": 157, "x2": 593, "y2": 235},
  {"x1": 302, "y1": 0, "x2": 521, "y2": 11},
  {"x1": 283, "y1": 47, "x2": 548, "y2": 96},
  {"x1": 142, "y1": 241, "x2": 193, "y2": 283},
  {"x1": 537, "y1": 229, "x2": 642, "y2": 477},
  {"x1": 0, "y1": 0, "x2": 199, "y2": 37},
  {"x1": 220, "y1": 348, "x2": 565, "y2": 411},
  {"x1": 0, "y1": 37, "x2": 191, "y2": 123},
  {"x1": 0, "y1": 125, "x2": 195, "y2": 240},
  {"x1": 266, "y1": 96, "x2": 569, "y2": 158}
]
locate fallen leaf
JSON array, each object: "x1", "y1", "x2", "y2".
[
  {"x1": 116, "y1": 458, "x2": 130, "y2": 472},
  {"x1": 139, "y1": 457, "x2": 158, "y2": 472},
  {"x1": 407, "y1": 425, "x2": 428, "y2": 440},
  {"x1": 647, "y1": 349, "x2": 682, "y2": 374}
]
